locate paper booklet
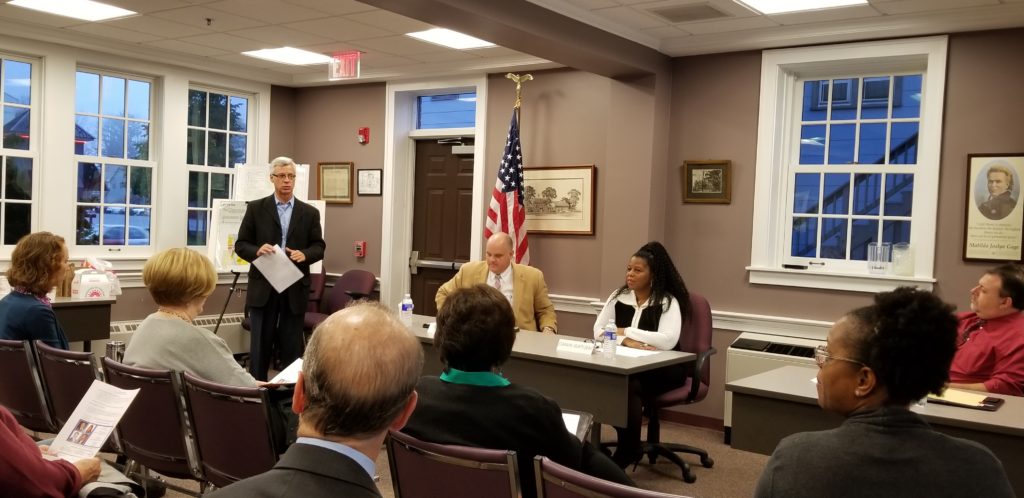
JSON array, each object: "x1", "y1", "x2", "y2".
[
  {"x1": 44, "y1": 380, "x2": 138, "y2": 462},
  {"x1": 270, "y1": 358, "x2": 303, "y2": 384}
]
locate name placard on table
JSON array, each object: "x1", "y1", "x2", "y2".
[{"x1": 556, "y1": 338, "x2": 596, "y2": 355}]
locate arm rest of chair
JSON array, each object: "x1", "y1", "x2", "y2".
[{"x1": 686, "y1": 346, "x2": 718, "y2": 402}]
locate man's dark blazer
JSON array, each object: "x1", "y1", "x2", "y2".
[
  {"x1": 235, "y1": 195, "x2": 326, "y2": 314},
  {"x1": 206, "y1": 443, "x2": 382, "y2": 498}
]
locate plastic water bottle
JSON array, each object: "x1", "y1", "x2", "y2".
[
  {"x1": 399, "y1": 294, "x2": 414, "y2": 326},
  {"x1": 602, "y1": 319, "x2": 617, "y2": 359}
]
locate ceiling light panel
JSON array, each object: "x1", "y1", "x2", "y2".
[{"x1": 8, "y1": 0, "x2": 136, "y2": 21}]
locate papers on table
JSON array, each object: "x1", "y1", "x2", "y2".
[
  {"x1": 46, "y1": 380, "x2": 138, "y2": 462},
  {"x1": 613, "y1": 347, "x2": 660, "y2": 358},
  {"x1": 930, "y1": 388, "x2": 987, "y2": 406},
  {"x1": 251, "y1": 245, "x2": 303, "y2": 293},
  {"x1": 927, "y1": 388, "x2": 1005, "y2": 411},
  {"x1": 270, "y1": 358, "x2": 303, "y2": 384}
]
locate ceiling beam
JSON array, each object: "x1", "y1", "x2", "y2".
[{"x1": 357, "y1": 0, "x2": 671, "y2": 79}]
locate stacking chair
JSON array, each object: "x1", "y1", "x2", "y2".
[
  {"x1": 182, "y1": 371, "x2": 279, "y2": 490},
  {"x1": 640, "y1": 292, "x2": 717, "y2": 483},
  {"x1": 534, "y1": 456, "x2": 687, "y2": 498},
  {"x1": 0, "y1": 339, "x2": 54, "y2": 433},
  {"x1": 101, "y1": 357, "x2": 201, "y2": 496},
  {"x1": 302, "y1": 265, "x2": 328, "y2": 333},
  {"x1": 386, "y1": 430, "x2": 519, "y2": 498},
  {"x1": 34, "y1": 340, "x2": 121, "y2": 453},
  {"x1": 34, "y1": 341, "x2": 102, "y2": 427},
  {"x1": 305, "y1": 269, "x2": 377, "y2": 330}
]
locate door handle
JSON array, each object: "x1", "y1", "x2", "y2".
[{"x1": 409, "y1": 250, "x2": 463, "y2": 275}]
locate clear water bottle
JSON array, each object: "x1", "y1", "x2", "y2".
[
  {"x1": 602, "y1": 319, "x2": 617, "y2": 359},
  {"x1": 399, "y1": 293, "x2": 414, "y2": 326}
]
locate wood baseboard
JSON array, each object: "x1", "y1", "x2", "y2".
[{"x1": 658, "y1": 410, "x2": 724, "y2": 431}]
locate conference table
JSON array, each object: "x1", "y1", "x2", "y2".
[
  {"x1": 727, "y1": 365, "x2": 1024, "y2": 496},
  {"x1": 410, "y1": 315, "x2": 695, "y2": 429}
]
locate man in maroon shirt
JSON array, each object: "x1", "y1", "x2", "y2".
[
  {"x1": 0, "y1": 406, "x2": 100, "y2": 497},
  {"x1": 949, "y1": 264, "x2": 1024, "y2": 396}
]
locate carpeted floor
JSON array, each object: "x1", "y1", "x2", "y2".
[{"x1": 159, "y1": 421, "x2": 769, "y2": 498}]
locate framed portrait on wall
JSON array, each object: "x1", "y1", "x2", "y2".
[{"x1": 963, "y1": 153, "x2": 1024, "y2": 262}]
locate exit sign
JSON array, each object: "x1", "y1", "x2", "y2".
[{"x1": 329, "y1": 51, "x2": 361, "y2": 80}]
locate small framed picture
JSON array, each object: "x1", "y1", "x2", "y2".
[
  {"x1": 682, "y1": 160, "x2": 731, "y2": 204},
  {"x1": 357, "y1": 169, "x2": 383, "y2": 196},
  {"x1": 317, "y1": 162, "x2": 353, "y2": 204}
]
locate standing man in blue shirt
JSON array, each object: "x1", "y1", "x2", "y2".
[
  {"x1": 235, "y1": 156, "x2": 326, "y2": 380},
  {"x1": 207, "y1": 302, "x2": 423, "y2": 498}
]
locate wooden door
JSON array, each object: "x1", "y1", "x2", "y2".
[{"x1": 410, "y1": 139, "x2": 474, "y2": 316}]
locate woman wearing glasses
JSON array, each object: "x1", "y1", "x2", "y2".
[{"x1": 754, "y1": 287, "x2": 1013, "y2": 498}]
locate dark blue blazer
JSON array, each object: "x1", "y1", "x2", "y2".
[{"x1": 0, "y1": 292, "x2": 69, "y2": 349}]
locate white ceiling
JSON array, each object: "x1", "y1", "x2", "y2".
[{"x1": 0, "y1": 0, "x2": 1021, "y2": 86}]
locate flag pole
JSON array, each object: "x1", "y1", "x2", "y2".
[{"x1": 500, "y1": 73, "x2": 533, "y2": 265}]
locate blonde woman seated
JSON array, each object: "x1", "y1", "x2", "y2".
[{"x1": 123, "y1": 248, "x2": 257, "y2": 387}]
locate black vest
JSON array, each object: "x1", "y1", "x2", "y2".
[{"x1": 614, "y1": 300, "x2": 663, "y2": 332}]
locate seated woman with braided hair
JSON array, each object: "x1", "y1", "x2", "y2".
[{"x1": 754, "y1": 287, "x2": 1014, "y2": 498}]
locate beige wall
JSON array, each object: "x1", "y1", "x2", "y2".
[
  {"x1": 289, "y1": 82, "x2": 388, "y2": 276},
  {"x1": 110, "y1": 284, "x2": 245, "y2": 321},
  {"x1": 486, "y1": 69, "x2": 673, "y2": 297}
]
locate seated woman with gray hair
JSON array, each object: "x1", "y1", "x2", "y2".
[
  {"x1": 402, "y1": 284, "x2": 634, "y2": 498},
  {"x1": 123, "y1": 247, "x2": 256, "y2": 387}
]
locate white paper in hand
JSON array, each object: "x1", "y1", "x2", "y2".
[
  {"x1": 47, "y1": 380, "x2": 138, "y2": 461},
  {"x1": 270, "y1": 358, "x2": 303, "y2": 384},
  {"x1": 252, "y1": 244, "x2": 303, "y2": 293}
]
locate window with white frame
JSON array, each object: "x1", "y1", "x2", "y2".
[
  {"x1": 0, "y1": 56, "x2": 35, "y2": 246},
  {"x1": 186, "y1": 88, "x2": 249, "y2": 246},
  {"x1": 748, "y1": 37, "x2": 948, "y2": 292},
  {"x1": 74, "y1": 70, "x2": 154, "y2": 248}
]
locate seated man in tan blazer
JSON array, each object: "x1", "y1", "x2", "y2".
[{"x1": 436, "y1": 232, "x2": 557, "y2": 333}]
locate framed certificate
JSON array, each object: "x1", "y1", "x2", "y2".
[{"x1": 317, "y1": 162, "x2": 353, "y2": 204}]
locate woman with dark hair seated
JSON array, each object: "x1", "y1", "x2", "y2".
[
  {"x1": 402, "y1": 284, "x2": 634, "y2": 498},
  {"x1": 754, "y1": 287, "x2": 1014, "y2": 498},
  {"x1": 0, "y1": 232, "x2": 70, "y2": 349},
  {"x1": 591, "y1": 241, "x2": 691, "y2": 467}
]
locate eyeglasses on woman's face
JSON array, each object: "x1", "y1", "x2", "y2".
[{"x1": 814, "y1": 345, "x2": 865, "y2": 368}]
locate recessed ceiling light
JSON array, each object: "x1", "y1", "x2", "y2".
[
  {"x1": 242, "y1": 47, "x2": 333, "y2": 66},
  {"x1": 736, "y1": 0, "x2": 867, "y2": 15},
  {"x1": 406, "y1": 28, "x2": 495, "y2": 50},
  {"x1": 7, "y1": 0, "x2": 136, "y2": 22}
]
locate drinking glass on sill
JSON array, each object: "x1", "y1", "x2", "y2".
[{"x1": 867, "y1": 242, "x2": 891, "y2": 274}]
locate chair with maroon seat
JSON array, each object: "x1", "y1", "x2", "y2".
[
  {"x1": 34, "y1": 340, "x2": 121, "y2": 454},
  {"x1": 386, "y1": 430, "x2": 519, "y2": 498},
  {"x1": 639, "y1": 291, "x2": 716, "y2": 483},
  {"x1": 0, "y1": 339, "x2": 54, "y2": 434},
  {"x1": 304, "y1": 269, "x2": 377, "y2": 330},
  {"x1": 102, "y1": 357, "x2": 202, "y2": 496},
  {"x1": 181, "y1": 371, "x2": 279, "y2": 490},
  {"x1": 534, "y1": 456, "x2": 688, "y2": 498}
]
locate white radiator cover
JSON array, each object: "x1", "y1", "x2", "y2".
[
  {"x1": 724, "y1": 331, "x2": 822, "y2": 433},
  {"x1": 90, "y1": 313, "x2": 248, "y2": 354}
]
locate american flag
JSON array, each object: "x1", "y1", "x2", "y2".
[{"x1": 485, "y1": 110, "x2": 530, "y2": 265}]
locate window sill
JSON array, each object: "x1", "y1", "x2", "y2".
[{"x1": 747, "y1": 266, "x2": 935, "y2": 293}]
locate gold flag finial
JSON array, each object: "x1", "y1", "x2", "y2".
[{"x1": 506, "y1": 73, "x2": 533, "y2": 109}]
